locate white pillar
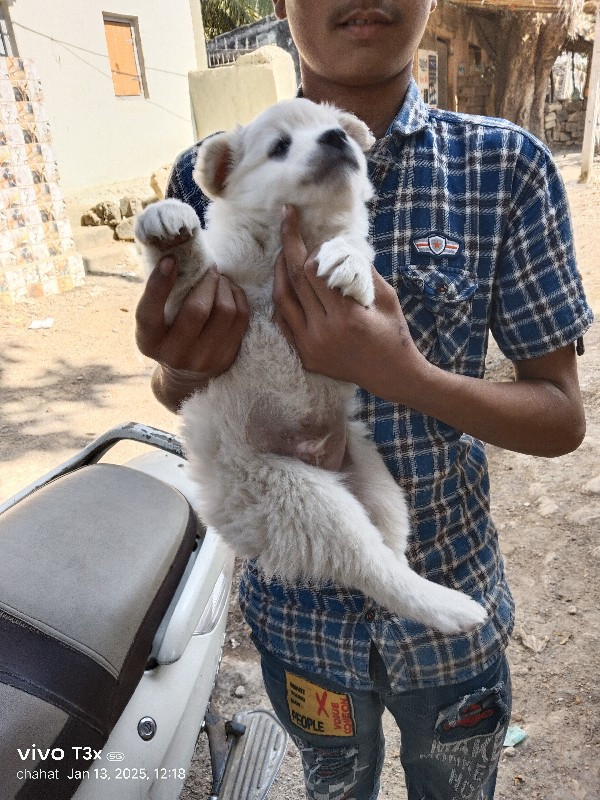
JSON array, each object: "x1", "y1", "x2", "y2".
[
  {"x1": 580, "y1": 4, "x2": 600, "y2": 183},
  {"x1": 189, "y1": 0, "x2": 209, "y2": 71}
]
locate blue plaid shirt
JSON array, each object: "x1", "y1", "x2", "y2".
[{"x1": 166, "y1": 80, "x2": 593, "y2": 690}]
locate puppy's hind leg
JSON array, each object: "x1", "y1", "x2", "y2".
[
  {"x1": 257, "y1": 458, "x2": 487, "y2": 636},
  {"x1": 343, "y1": 419, "x2": 411, "y2": 562},
  {"x1": 134, "y1": 198, "x2": 210, "y2": 323}
]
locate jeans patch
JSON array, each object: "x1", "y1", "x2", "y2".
[
  {"x1": 424, "y1": 682, "x2": 510, "y2": 800},
  {"x1": 435, "y1": 683, "x2": 508, "y2": 744},
  {"x1": 286, "y1": 670, "x2": 356, "y2": 737}
]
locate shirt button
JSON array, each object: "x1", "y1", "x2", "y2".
[
  {"x1": 365, "y1": 610, "x2": 376, "y2": 622},
  {"x1": 437, "y1": 283, "x2": 448, "y2": 295}
]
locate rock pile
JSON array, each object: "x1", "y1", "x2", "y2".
[
  {"x1": 80, "y1": 164, "x2": 172, "y2": 241},
  {"x1": 545, "y1": 100, "x2": 587, "y2": 147},
  {"x1": 80, "y1": 196, "x2": 153, "y2": 242}
]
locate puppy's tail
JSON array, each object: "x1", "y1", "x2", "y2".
[
  {"x1": 253, "y1": 460, "x2": 487, "y2": 636},
  {"x1": 354, "y1": 554, "x2": 488, "y2": 636}
]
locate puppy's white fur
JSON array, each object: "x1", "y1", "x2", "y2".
[{"x1": 135, "y1": 99, "x2": 486, "y2": 634}]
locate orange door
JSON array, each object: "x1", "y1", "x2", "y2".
[{"x1": 104, "y1": 20, "x2": 142, "y2": 96}]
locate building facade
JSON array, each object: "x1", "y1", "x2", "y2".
[{"x1": 0, "y1": 0, "x2": 205, "y2": 189}]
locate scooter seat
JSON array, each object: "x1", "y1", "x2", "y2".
[{"x1": 0, "y1": 463, "x2": 198, "y2": 800}]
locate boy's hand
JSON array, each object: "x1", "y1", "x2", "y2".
[
  {"x1": 271, "y1": 206, "x2": 585, "y2": 457},
  {"x1": 272, "y1": 205, "x2": 425, "y2": 400},
  {"x1": 135, "y1": 256, "x2": 249, "y2": 410}
]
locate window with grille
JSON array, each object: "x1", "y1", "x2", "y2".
[
  {"x1": 103, "y1": 15, "x2": 146, "y2": 97},
  {"x1": 0, "y1": 2, "x2": 17, "y2": 57}
]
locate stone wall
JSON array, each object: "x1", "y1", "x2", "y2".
[
  {"x1": 457, "y1": 66, "x2": 495, "y2": 117},
  {"x1": 544, "y1": 99, "x2": 595, "y2": 149}
]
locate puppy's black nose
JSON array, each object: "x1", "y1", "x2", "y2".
[{"x1": 318, "y1": 128, "x2": 348, "y2": 150}]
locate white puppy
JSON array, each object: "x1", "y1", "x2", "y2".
[{"x1": 135, "y1": 99, "x2": 486, "y2": 635}]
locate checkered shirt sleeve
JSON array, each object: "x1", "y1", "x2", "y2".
[
  {"x1": 490, "y1": 138, "x2": 593, "y2": 359},
  {"x1": 165, "y1": 144, "x2": 209, "y2": 225}
]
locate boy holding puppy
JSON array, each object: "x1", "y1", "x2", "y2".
[{"x1": 136, "y1": 2, "x2": 593, "y2": 797}]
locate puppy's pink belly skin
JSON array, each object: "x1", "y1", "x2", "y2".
[
  {"x1": 279, "y1": 433, "x2": 345, "y2": 470},
  {"x1": 246, "y1": 410, "x2": 347, "y2": 471}
]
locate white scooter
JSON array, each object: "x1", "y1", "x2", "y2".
[{"x1": 0, "y1": 423, "x2": 287, "y2": 800}]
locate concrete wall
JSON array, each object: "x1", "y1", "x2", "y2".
[
  {"x1": 7, "y1": 0, "x2": 204, "y2": 188},
  {"x1": 206, "y1": 15, "x2": 300, "y2": 82},
  {"x1": 189, "y1": 46, "x2": 296, "y2": 141},
  {"x1": 419, "y1": 0, "x2": 493, "y2": 113}
]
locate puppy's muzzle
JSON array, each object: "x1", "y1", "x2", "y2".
[
  {"x1": 308, "y1": 128, "x2": 359, "y2": 178},
  {"x1": 318, "y1": 128, "x2": 349, "y2": 151}
]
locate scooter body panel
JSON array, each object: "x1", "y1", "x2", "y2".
[
  {"x1": 0, "y1": 424, "x2": 287, "y2": 800},
  {"x1": 70, "y1": 449, "x2": 236, "y2": 799},
  {"x1": 72, "y1": 611, "x2": 230, "y2": 800}
]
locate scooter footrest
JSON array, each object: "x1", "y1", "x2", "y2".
[{"x1": 218, "y1": 709, "x2": 288, "y2": 800}]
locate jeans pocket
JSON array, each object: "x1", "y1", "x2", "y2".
[{"x1": 399, "y1": 265, "x2": 478, "y2": 366}]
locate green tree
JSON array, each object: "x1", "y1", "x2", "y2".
[{"x1": 201, "y1": 0, "x2": 274, "y2": 39}]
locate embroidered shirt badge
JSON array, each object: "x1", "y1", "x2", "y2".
[{"x1": 413, "y1": 233, "x2": 461, "y2": 258}]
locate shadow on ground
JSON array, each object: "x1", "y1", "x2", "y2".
[{"x1": 0, "y1": 342, "x2": 138, "y2": 463}]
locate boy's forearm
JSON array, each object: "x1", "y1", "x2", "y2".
[
  {"x1": 382, "y1": 344, "x2": 585, "y2": 458},
  {"x1": 151, "y1": 364, "x2": 210, "y2": 413}
]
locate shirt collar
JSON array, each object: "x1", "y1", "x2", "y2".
[
  {"x1": 297, "y1": 78, "x2": 429, "y2": 141},
  {"x1": 383, "y1": 78, "x2": 429, "y2": 139}
]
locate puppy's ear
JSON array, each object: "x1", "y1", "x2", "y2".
[
  {"x1": 335, "y1": 111, "x2": 376, "y2": 153},
  {"x1": 193, "y1": 131, "x2": 236, "y2": 198}
]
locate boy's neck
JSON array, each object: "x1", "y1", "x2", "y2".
[{"x1": 299, "y1": 64, "x2": 413, "y2": 140}]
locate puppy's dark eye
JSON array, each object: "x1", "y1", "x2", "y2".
[{"x1": 268, "y1": 135, "x2": 292, "y2": 159}]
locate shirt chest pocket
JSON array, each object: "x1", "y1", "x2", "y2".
[{"x1": 398, "y1": 265, "x2": 478, "y2": 366}]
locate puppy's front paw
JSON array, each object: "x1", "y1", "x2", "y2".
[
  {"x1": 315, "y1": 239, "x2": 375, "y2": 307},
  {"x1": 134, "y1": 198, "x2": 200, "y2": 251}
]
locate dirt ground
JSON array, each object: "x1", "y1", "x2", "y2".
[{"x1": 1, "y1": 150, "x2": 599, "y2": 800}]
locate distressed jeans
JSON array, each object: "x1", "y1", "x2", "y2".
[{"x1": 260, "y1": 645, "x2": 511, "y2": 800}]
